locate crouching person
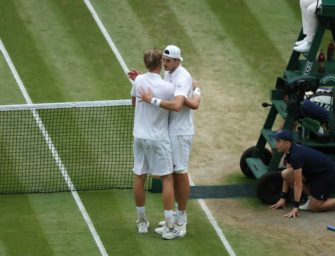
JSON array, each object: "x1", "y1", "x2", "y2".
[{"x1": 270, "y1": 129, "x2": 335, "y2": 218}]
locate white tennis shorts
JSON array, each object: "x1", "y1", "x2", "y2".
[
  {"x1": 170, "y1": 135, "x2": 193, "y2": 173},
  {"x1": 133, "y1": 138, "x2": 173, "y2": 176}
]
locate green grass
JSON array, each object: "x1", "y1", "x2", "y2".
[
  {"x1": 0, "y1": 191, "x2": 229, "y2": 255},
  {"x1": 0, "y1": 0, "x2": 130, "y2": 103},
  {"x1": 80, "y1": 190, "x2": 229, "y2": 256},
  {"x1": 0, "y1": 56, "x2": 26, "y2": 105},
  {"x1": 0, "y1": 193, "x2": 100, "y2": 256}
]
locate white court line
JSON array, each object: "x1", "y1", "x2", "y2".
[
  {"x1": 84, "y1": 0, "x2": 130, "y2": 76},
  {"x1": 0, "y1": 38, "x2": 108, "y2": 256},
  {"x1": 188, "y1": 176, "x2": 236, "y2": 256},
  {"x1": 84, "y1": 1, "x2": 236, "y2": 255}
]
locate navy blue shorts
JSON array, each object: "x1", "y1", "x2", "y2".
[
  {"x1": 306, "y1": 170, "x2": 335, "y2": 200},
  {"x1": 302, "y1": 99, "x2": 330, "y2": 124}
]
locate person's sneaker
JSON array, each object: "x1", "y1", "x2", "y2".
[
  {"x1": 173, "y1": 224, "x2": 187, "y2": 238},
  {"x1": 155, "y1": 225, "x2": 165, "y2": 235},
  {"x1": 158, "y1": 220, "x2": 166, "y2": 227},
  {"x1": 299, "y1": 199, "x2": 310, "y2": 211},
  {"x1": 294, "y1": 37, "x2": 307, "y2": 46},
  {"x1": 137, "y1": 219, "x2": 149, "y2": 233},
  {"x1": 293, "y1": 41, "x2": 312, "y2": 53},
  {"x1": 162, "y1": 226, "x2": 176, "y2": 240}
]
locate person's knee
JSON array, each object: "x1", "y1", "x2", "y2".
[
  {"x1": 135, "y1": 174, "x2": 146, "y2": 183},
  {"x1": 161, "y1": 174, "x2": 174, "y2": 183},
  {"x1": 308, "y1": 198, "x2": 323, "y2": 212},
  {"x1": 174, "y1": 172, "x2": 189, "y2": 184}
]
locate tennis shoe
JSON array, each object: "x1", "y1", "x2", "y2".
[
  {"x1": 173, "y1": 224, "x2": 187, "y2": 238},
  {"x1": 299, "y1": 199, "x2": 310, "y2": 211},
  {"x1": 162, "y1": 226, "x2": 176, "y2": 240},
  {"x1": 294, "y1": 37, "x2": 307, "y2": 46},
  {"x1": 155, "y1": 225, "x2": 165, "y2": 235},
  {"x1": 137, "y1": 219, "x2": 149, "y2": 234},
  {"x1": 158, "y1": 220, "x2": 166, "y2": 227},
  {"x1": 293, "y1": 41, "x2": 311, "y2": 53},
  {"x1": 156, "y1": 224, "x2": 187, "y2": 238}
]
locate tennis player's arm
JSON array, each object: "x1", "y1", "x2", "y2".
[
  {"x1": 183, "y1": 86, "x2": 201, "y2": 110},
  {"x1": 159, "y1": 95, "x2": 185, "y2": 112},
  {"x1": 140, "y1": 88, "x2": 184, "y2": 112},
  {"x1": 281, "y1": 165, "x2": 293, "y2": 196},
  {"x1": 293, "y1": 168, "x2": 303, "y2": 204},
  {"x1": 184, "y1": 95, "x2": 200, "y2": 110}
]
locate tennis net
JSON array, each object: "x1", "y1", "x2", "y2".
[{"x1": 0, "y1": 99, "x2": 151, "y2": 194}]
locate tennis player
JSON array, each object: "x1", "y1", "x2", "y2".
[
  {"x1": 139, "y1": 45, "x2": 201, "y2": 238},
  {"x1": 131, "y1": 48, "x2": 176, "y2": 240}
]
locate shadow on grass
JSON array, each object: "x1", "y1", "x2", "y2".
[
  {"x1": 126, "y1": 0, "x2": 198, "y2": 61},
  {"x1": 207, "y1": 0, "x2": 286, "y2": 81},
  {"x1": 0, "y1": 195, "x2": 54, "y2": 255},
  {"x1": 0, "y1": 1, "x2": 65, "y2": 102}
]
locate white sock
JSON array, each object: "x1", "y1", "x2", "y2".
[
  {"x1": 136, "y1": 206, "x2": 146, "y2": 220},
  {"x1": 177, "y1": 210, "x2": 186, "y2": 216},
  {"x1": 177, "y1": 210, "x2": 187, "y2": 225},
  {"x1": 164, "y1": 210, "x2": 174, "y2": 228}
]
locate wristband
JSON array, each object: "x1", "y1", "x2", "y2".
[
  {"x1": 150, "y1": 97, "x2": 161, "y2": 107},
  {"x1": 193, "y1": 87, "x2": 201, "y2": 96},
  {"x1": 280, "y1": 191, "x2": 288, "y2": 200},
  {"x1": 293, "y1": 201, "x2": 300, "y2": 208}
]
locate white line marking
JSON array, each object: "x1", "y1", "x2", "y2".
[
  {"x1": 84, "y1": 2, "x2": 236, "y2": 255},
  {"x1": 0, "y1": 42, "x2": 32, "y2": 104},
  {"x1": 0, "y1": 38, "x2": 108, "y2": 256},
  {"x1": 189, "y1": 176, "x2": 236, "y2": 256},
  {"x1": 84, "y1": 0, "x2": 130, "y2": 76}
]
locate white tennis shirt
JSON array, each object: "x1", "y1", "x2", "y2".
[
  {"x1": 131, "y1": 72, "x2": 174, "y2": 140},
  {"x1": 164, "y1": 65, "x2": 195, "y2": 136}
]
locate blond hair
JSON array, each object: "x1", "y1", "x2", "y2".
[{"x1": 144, "y1": 48, "x2": 162, "y2": 71}]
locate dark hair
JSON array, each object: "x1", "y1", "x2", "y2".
[{"x1": 144, "y1": 48, "x2": 162, "y2": 71}]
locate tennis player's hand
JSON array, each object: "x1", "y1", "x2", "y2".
[
  {"x1": 128, "y1": 69, "x2": 141, "y2": 81},
  {"x1": 269, "y1": 198, "x2": 285, "y2": 210},
  {"x1": 139, "y1": 87, "x2": 153, "y2": 103},
  {"x1": 284, "y1": 208, "x2": 300, "y2": 218}
]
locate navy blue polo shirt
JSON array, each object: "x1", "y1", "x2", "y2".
[{"x1": 286, "y1": 143, "x2": 335, "y2": 179}]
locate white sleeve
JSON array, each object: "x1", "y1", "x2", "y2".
[{"x1": 174, "y1": 77, "x2": 192, "y2": 97}]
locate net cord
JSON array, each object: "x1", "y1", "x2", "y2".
[{"x1": 0, "y1": 99, "x2": 132, "y2": 111}]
